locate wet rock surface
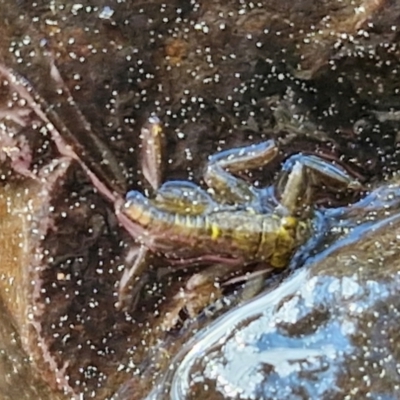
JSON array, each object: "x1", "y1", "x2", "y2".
[{"x1": 0, "y1": 0, "x2": 400, "y2": 399}]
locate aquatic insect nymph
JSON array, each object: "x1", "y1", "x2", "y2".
[{"x1": 117, "y1": 117, "x2": 360, "y2": 322}]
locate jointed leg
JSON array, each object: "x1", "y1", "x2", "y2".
[
  {"x1": 117, "y1": 245, "x2": 151, "y2": 311},
  {"x1": 140, "y1": 116, "x2": 165, "y2": 192},
  {"x1": 278, "y1": 154, "x2": 361, "y2": 214},
  {"x1": 161, "y1": 261, "x2": 243, "y2": 330},
  {"x1": 204, "y1": 140, "x2": 279, "y2": 204}
]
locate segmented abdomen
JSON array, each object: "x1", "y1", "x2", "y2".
[{"x1": 123, "y1": 190, "x2": 282, "y2": 260}]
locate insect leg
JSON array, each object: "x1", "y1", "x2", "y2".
[
  {"x1": 140, "y1": 116, "x2": 165, "y2": 192},
  {"x1": 117, "y1": 245, "x2": 151, "y2": 312},
  {"x1": 161, "y1": 261, "x2": 243, "y2": 330},
  {"x1": 278, "y1": 154, "x2": 362, "y2": 214},
  {"x1": 204, "y1": 140, "x2": 278, "y2": 204}
]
